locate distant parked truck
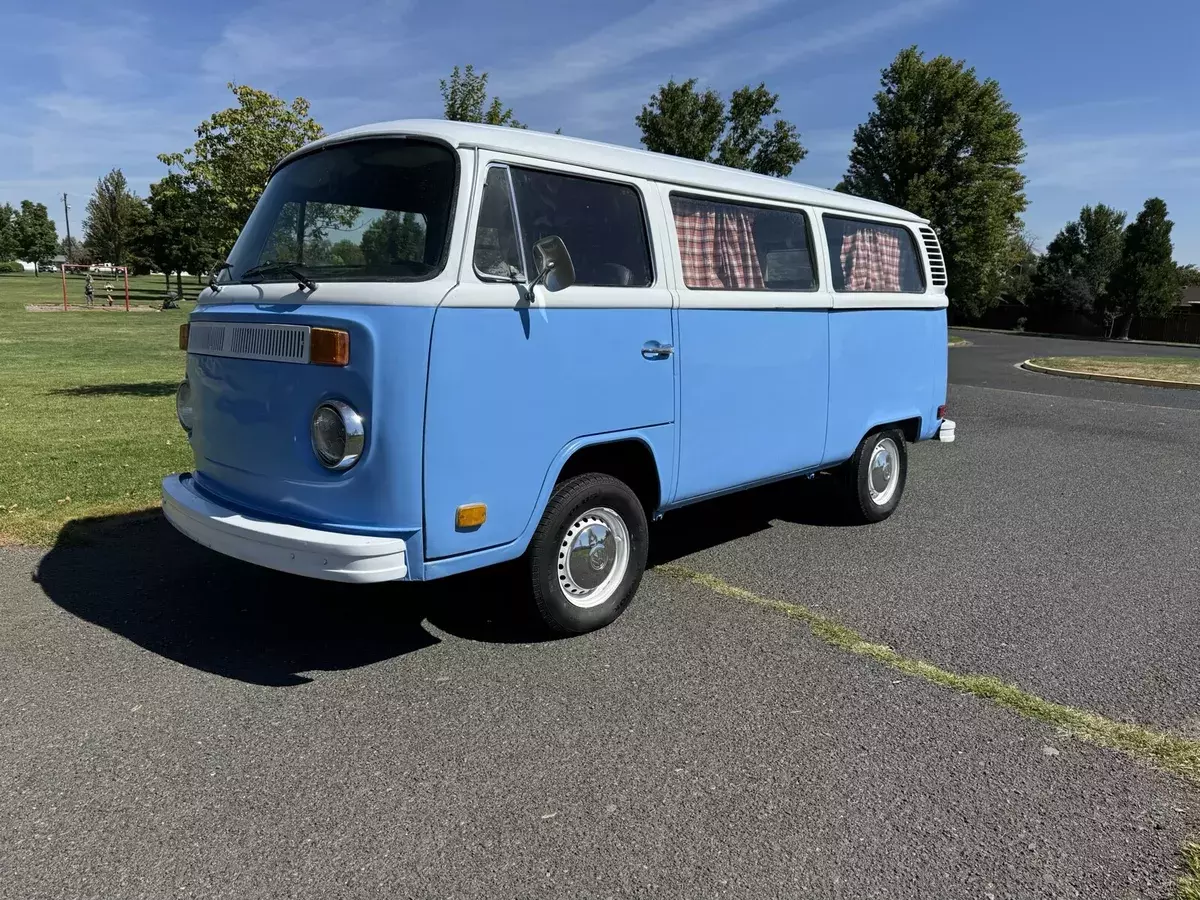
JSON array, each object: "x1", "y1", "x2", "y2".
[
  {"x1": 90, "y1": 263, "x2": 119, "y2": 275},
  {"x1": 163, "y1": 120, "x2": 955, "y2": 634}
]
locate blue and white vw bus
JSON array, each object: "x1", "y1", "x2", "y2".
[{"x1": 163, "y1": 120, "x2": 954, "y2": 634}]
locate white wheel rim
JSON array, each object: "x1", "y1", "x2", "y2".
[
  {"x1": 557, "y1": 507, "x2": 630, "y2": 609},
  {"x1": 867, "y1": 437, "x2": 900, "y2": 506}
]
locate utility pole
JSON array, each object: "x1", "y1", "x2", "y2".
[{"x1": 62, "y1": 193, "x2": 73, "y2": 263}]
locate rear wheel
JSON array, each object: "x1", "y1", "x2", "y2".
[
  {"x1": 842, "y1": 428, "x2": 908, "y2": 523},
  {"x1": 529, "y1": 473, "x2": 648, "y2": 635}
]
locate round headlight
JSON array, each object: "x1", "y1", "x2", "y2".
[
  {"x1": 311, "y1": 400, "x2": 364, "y2": 470},
  {"x1": 176, "y1": 380, "x2": 194, "y2": 432}
]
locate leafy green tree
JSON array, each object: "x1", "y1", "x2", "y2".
[
  {"x1": 1077, "y1": 204, "x2": 1127, "y2": 305},
  {"x1": 82, "y1": 168, "x2": 147, "y2": 266},
  {"x1": 636, "y1": 79, "x2": 805, "y2": 177},
  {"x1": 137, "y1": 174, "x2": 216, "y2": 293},
  {"x1": 1000, "y1": 229, "x2": 1038, "y2": 305},
  {"x1": 440, "y1": 65, "x2": 525, "y2": 127},
  {"x1": 1176, "y1": 263, "x2": 1200, "y2": 287},
  {"x1": 14, "y1": 201, "x2": 58, "y2": 275},
  {"x1": 1029, "y1": 204, "x2": 1126, "y2": 328},
  {"x1": 58, "y1": 236, "x2": 83, "y2": 261},
  {"x1": 1109, "y1": 197, "x2": 1181, "y2": 338},
  {"x1": 839, "y1": 47, "x2": 1027, "y2": 319},
  {"x1": 361, "y1": 211, "x2": 426, "y2": 266},
  {"x1": 0, "y1": 203, "x2": 17, "y2": 261},
  {"x1": 160, "y1": 83, "x2": 325, "y2": 256},
  {"x1": 330, "y1": 239, "x2": 365, "y2": 266}
]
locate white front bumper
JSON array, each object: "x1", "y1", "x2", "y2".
[{"x1": 161, "y1": 474, "x2": 408, "y2": 583}]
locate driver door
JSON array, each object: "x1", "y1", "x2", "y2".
[{"x1": 422, "y1": 153, "x2": 676, "y2": 560}]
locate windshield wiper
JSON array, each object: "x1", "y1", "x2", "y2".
[
  {"x1": 240, "y1": 261, "x2": 317, "y2": 292},
  {"x1": 208, "y1": 260, "x2": 233, "y2": 293}
]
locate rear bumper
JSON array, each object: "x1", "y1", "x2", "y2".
[
  {"x1": 936, "y1": 418, "x2": 956, "y2": 442},
  {"x1": 162, "y1": 473, "x2": 408, "y2": 583}
]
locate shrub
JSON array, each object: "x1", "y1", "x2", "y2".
[{"x1": 0, "y1": 260, "x2": 25, "y2": 274}]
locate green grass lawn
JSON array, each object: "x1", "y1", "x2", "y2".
[
  {"x1": 948, "y1": 335, "x2": 968, "y2": 346},
  {"x1": 1030, "y1": 356, "x2": 1200, "y2": 385},
  {"x1": 0, "y1": 272, "x2": 199, "y2": 545}
]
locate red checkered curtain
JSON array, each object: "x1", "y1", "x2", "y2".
[
  {"x1": 840, "y1": 225, "x2": 901, "y2": 291},
  {"x1": 673, "y1": 200, "x2": 722, "y2": 287},
  {"x1": 716, "y1": 207, "x2": 763, "y2": 289},
  {"x1": 673, "y1": 200, "x2": 763, "y2": 289}
]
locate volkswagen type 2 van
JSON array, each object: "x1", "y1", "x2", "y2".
[{"x1": 163, "y1": 120, "x2": 954, "y2": 634}]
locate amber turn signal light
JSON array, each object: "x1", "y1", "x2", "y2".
[
  {"x1": 310, "y1": 328, "x2": 350, "y2": 366},
  {"x1": 178, "y1": 323, "x2": 190, "y2": 350},
  {"x1": 456, "y1": 504, "x2": 487, "y2": 529}
]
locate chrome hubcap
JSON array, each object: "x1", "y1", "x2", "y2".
[
  {"x1": 868, "y1": 437, "x2": 900, "y2": 506},
  {"x1": 558, "y1": 507, "x2": 630, "y2": 609}
]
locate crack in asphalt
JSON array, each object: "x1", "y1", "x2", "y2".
[{"x1": 655, "y1": 563, "x2": 1200, "y2": 897}]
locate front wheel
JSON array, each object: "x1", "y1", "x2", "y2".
[
  {"x1": 842, "y1": 428, "x2": 908, "y2": 523},
  {"x1": 528, "y1": 473, "x2": 649, "y2": 635}
]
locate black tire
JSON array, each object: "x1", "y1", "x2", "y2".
[
  {"x1": 842, "y1": 428, "x2": 908, "y2": 524},
  {"x1": 529, "y1": 473, "x2": 649, "y2": 635}
]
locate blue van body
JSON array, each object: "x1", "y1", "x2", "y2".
[{"x1": 163, "y1": 120, "x2": 950, "y2": 589}]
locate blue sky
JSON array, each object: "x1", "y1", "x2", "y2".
[{"x1": 2, "y1": 0, "x2": 1198, "y2": 260}]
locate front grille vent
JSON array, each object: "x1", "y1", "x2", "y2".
[{"x1": 187, "y1": 322, "x2": 311, "y2": 364}]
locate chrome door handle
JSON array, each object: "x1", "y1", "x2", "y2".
[{"x1": 642, "y1": 341, "x2": 674, "y2": 359}]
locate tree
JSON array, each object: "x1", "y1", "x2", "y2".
[
  {"x1": 160, "y1": 83, "x2": 325, "y2": 257},
  {"x1": 636, "y1": 79, "x2": 805, "y2": 177},
  {"x1": 1029, "y1": 204, "x2": 1126, "y2": 329},
  {"x1": 361, "y1": 211, "x2": 426, "y2": 266},
  {"x1": 83, "y1": 168, "x2": 146, "y2": 267},
  {"x1": 0, "y1": 203, "x2": 17, "y2": 261},
  {"x1": 1109, "y1": 198, "x2": 1181, "y2": 339},
  {"x1": 330, "y1": 239, "x2": 365, "y2": 266},
  {"x1": 58, "y1": 236, "x2": 83, "y2": 261},
  {"x1": 1176, "y1": 263, "x2": 1200, "y2": 287},
  {"x1": 440, "y1": 65, "x2": 525, "y2": 127},
  {"x1": 1000, "y1": 229, "x2": 1038, "y2": 305},
  {"x1": 1077, "y1": 204, "x2": 1127, "y2": 306},
  {"x1": 14, "y1": 201, "x2": 58, "y2": 275},
  {"x1": 135, "y1": 174, "x2": 214, "y2": 293},
  {"x1": 839, "y1": 47, "x2": 1027, "y2": 319}
]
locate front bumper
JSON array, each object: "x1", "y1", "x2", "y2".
[{"x1": 162, "y1": 474, "x2": 408, "y2": 583}]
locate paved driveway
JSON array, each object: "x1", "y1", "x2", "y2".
[{"x1": 2, "y1": 329, "x2": 1198, "y2": 899}]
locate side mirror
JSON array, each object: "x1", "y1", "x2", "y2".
[{"x1": 530, "y1": 235, "x2": 576, "y2": 293}]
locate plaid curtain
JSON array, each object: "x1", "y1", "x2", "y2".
[
  {"x1": 673, "y1": 200, "x2": 763, "y2": 289},
  {"x1": 840, "y1": 226, "x2": 901, "y2": 292}
]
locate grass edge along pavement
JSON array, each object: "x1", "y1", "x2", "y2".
[
  {"x1": 1023, "y1": 356, "x2": 1200, "y2": 390},
  {"x1": 654, "y1": 563, "x2": 1200, "y2": 896}
]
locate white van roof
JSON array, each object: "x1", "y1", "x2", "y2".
[{"x1": 277, "y1": 119, "x2": 927, "y2": 225}]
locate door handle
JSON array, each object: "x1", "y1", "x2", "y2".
[{"x1": 642, "y1": 341, "x2": 674, "y2": 359}]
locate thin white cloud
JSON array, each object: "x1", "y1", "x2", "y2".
[
  {"x1": 1025, "y1": 131, "x2": 1200, "y2": 189},
  {"x1": 202, "y1": 0, "x2": 415, "y2": 86},
  {"x1": 705, "y1": 0, "x2": 961, "y2": 82},
  {"x1": 492, "y1": 0, "x2": 793, "y2": 100},
  {"x1": 1020, "y1": 97, "x2": 1157, "y2": 127}
]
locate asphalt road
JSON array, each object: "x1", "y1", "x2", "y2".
[{"x1": 3, "y1": 329, "x2": 1198, "y2": 899}]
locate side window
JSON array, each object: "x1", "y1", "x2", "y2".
[
  {"x1": 823, "y1": 216, "x2": 925, "y2": 293},
  {"x1": 669, "y1": 195, "x2": 816, "y2": 291},
  {"x1": 509, "y1": 168, "x2": 652, "y2": 287},
  {"x1": 473, "y1": 167, "x2": 525, "y2": 280}
]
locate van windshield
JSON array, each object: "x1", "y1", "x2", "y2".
[{"x1": 223, "y1": 138, "x2": 457, "y2": 284}]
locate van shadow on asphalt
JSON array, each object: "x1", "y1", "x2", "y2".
[{"x1": 33, "y1": 475, "x2": 856, "y2": 687}]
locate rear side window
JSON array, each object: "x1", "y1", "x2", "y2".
[
  {"x1": 509, "y1": 168, "x2": 653, "y2": 287},
  {"x1": 669, "y1": 195, "x2": 816, "y2": 291},
  {"x1": 823, "y1": 216, "x2": 924, "y2": 293}
]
